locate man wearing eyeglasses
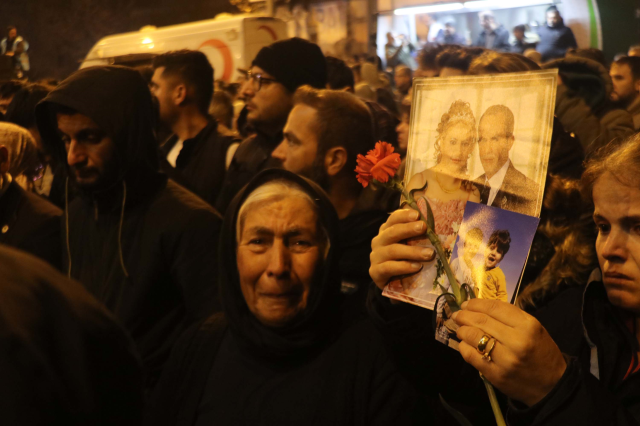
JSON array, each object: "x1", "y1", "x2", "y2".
[{"x1": 215, "y1": 37, "x2": 327, "y2": 213}]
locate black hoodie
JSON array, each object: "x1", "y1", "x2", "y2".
[
  {"x1": 0, "y1": 244, "x2": 143, "y2": 425},
  {"x1": 35, "y1": 66, "x2": 223, "y2": 389},
  {"x1": 146, "y1": 169, "x2": 429, "y2": 426}
]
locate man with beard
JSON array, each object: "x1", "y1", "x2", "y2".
[
  {"x1": 151, "y1": 50, "x2": 239, "y2": 206},
  {"x1": 35, "y1": 66, "x2": 223, "y2": 390},
  {"x1": 536, "y1": 6, "x2": 577, "y2": 62},
  {"x1": 271, "y1": 86, "x2": 385, "y2": 321},
  {"x1": 215, "y1": 38, "x2": 327, "y2": 213},
  {"x1": 610, "y1": 56, "x2": 640, "y2": 130}
]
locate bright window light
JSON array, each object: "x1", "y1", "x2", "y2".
[
  {"x1": 463, "y1": 0, "x2": 552, "y2": 9},
  {"x1": 394, "y1": 3, "x2": 464, "y2": 15}
]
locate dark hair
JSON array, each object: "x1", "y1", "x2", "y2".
[
  {"x1": 375, "y1": 88, "x2": 399, "y2": 118},
  {"x1": 293, "y1": 86, "x2": 374, "y2": 193},
  {"x1": 581, "y1": 135, "x2": 640, "y2": 202},
  {"x1": 0, "y1": 80, "x2": 26, "y2": 99},
  {"x1": 436, "y1": 47, "x2": 484, "y2": 73},
  {"x1": 210, "y1": 91, "x2": 234, "y2": 129},
  {"x1": 468, "y1": 51, "x2": 540, "y2": 75},
  {"x1": 418, "y1": 44, "x2": 444, "y2": 72},
  {"x1": 135, "y1": 65, "x2": 154, "y2": 84},
  {"x1": 513, "y1": 25, "x2": 526, "y2": 33},
  {"x1": 517, "y1": 175, "x2": 597, "y2": 310},
  {"x1": 546, "y1": 5, "x2": 559, "y2": 14},
  {"x1": 152, "y1": 50, "x2": 214, "y2": 115},
  {"x1": 566, "y1": 48, "x2": 607, "y2": 68},
  {"x1": 325, "y1": 56, "x2": 355, "y2": 90},
  {"x1": 215, "y1": 80, "x2": 239, "y2": 98},
  {"x1": 4, "y1": 83, "x2": 53, "y2": 129},
  {"x1": 488, "y1": 230, "x2": 511, "y2": 256},
  {"x1": 614, "y1": 56, "x2": 640, "y2": 80}
]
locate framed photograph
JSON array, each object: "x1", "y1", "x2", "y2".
[
  {"x1": 433, "y1": 203, "x2": 539, "y2": 349},
  {"x1": 382, "y1": 71, "x2": 556, "y2": 310}
]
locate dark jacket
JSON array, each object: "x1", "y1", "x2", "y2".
[
  {"x1": 543, "y1": 57, "x2": 635, "y2": 153},
  {"x1": 435, "y1": 30, "x2": 466, "y2": 46},
  {"x1": 508, "y1": 272, "x2": 640, "y2": 425},
  {"x1": 147, "y1": 169, "x2": 428, "y2": 426},
  {"x1": 475, "y1": 161, "x2": 540, "y2": 217},
  {"x1": 0, "y1": 179, "x2": 61, "y2": 268},
  {"x1": 35, "y1": 66, "x2": 223, "y2": 388},
  {"x1": 160, "y1": 120, "x2": 239, "y2": 206},
  {"x1": 0, "y1": 245, "x2": 143, "y2": 425},
  {"x1": 537, "y1": 23, "x2": 578, "y2": 62},
  {"x1": 215, "y1": 129, "x2": 282, "y2": 214},
  {"x1": 511, "y1": 40, "x2": 537, "y2": 54},
  {"x1": 474, "y1": 26, "x2": 511, "y2": 51}
]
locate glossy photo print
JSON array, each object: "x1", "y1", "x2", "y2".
[
  {"x1": 383, "y1": 70, "x2": 556, "y2": 309},
  {"x1": 433, "y1": 202, "x2": 539, "y2": 350}
]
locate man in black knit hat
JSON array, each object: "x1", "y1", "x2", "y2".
[{"x1": 215, "y1": 37, "x2": 327, "y2": 213}]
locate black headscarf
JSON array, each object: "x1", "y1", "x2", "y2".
[
  {"x1": 219, "y1": 169, "x2": 343, "y2": 361},
  {"x1": 34, "y1": 66, "x2": 160, "y2": 196}
]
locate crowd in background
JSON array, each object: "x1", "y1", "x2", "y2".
[{"x1": 0, "y1": 4, "x2": 639, "y2": 425}]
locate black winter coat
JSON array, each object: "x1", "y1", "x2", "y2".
[
  {"x1": 0, "y1": 179, "x2": 61, "y2": 268},
  {"x1": 147, "y1": 169, "x2": 430, "y2": 426},
  {"x1": 160, "y1": 120, "x2": 239, "y2": 206},
  {"x1": 35, "y1": 66, "x2": 224, "y2": 388}
]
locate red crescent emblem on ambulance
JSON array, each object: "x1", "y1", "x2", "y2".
[
  {"x1": 257, "y1": 25, "x2": 278, "y2": 41},
  {"x1": 198, "y1": 39, "x2": 233, "y2": 81}
]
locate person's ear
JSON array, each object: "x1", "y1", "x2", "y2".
[
  {"x1": 507, "y1": 134, "x2": 515, "y2": 151},
  {"x1": 173, "y1": 83, "x2": 188, "y2": 106},
  {"x1": 0, "y1": 146, "x2": 9, "y2": 174},
  {"x1": 324, "y1": 146, "x2": 348, "y2": 177}
]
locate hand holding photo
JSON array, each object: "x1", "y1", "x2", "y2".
[{"x1": 434, "y1": 202, "x2": 539, "y2": 350}]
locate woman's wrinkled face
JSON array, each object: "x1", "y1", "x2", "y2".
[
  {"x1": 593, "y1": 172, "x2": 640, "y2": 313},
  {"x1": 237, "y1": 196, "x2": 323, "y2": 327},
  {"x1": 439, "y1": 122, "x2": 475, "y2": 173}
]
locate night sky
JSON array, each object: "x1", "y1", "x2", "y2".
[{"x1": 0, "y1": 0, "x2": 237, "y2": 80}]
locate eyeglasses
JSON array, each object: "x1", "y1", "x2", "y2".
[{"x1": 244, "y1": 70, "x2": 278, "y2": 92}]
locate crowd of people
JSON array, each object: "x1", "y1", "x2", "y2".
[{"x1": 0, "y1": 9, "x2": 638, "y2": 425}]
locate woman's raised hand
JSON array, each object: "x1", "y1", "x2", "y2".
[
  {"x1": 452, "y1": 299, "x2": 567, "y2": 407},
  {"x1": 369, "y1": 209, "x2": 436, "y2": 291}
]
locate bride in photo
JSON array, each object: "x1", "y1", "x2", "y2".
[{"x1": 389, "y1": 100, "x2": 480, "y2": 301}]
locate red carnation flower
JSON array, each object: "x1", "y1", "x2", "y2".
[{"x1": 355, "y1": 141, "x2": 401, "y2": 188}]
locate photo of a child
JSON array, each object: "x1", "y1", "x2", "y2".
[{"x1": 434, "y1": 202, "x2": 539, "y2": 349}]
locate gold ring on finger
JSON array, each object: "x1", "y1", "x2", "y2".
[
  {"x1": 476, "y1": 334, "x2": 492, "y2": 354},
  {"x1": 482, "y1": 338, "x2": 497, "y2": 362}
]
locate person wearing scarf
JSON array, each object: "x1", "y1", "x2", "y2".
[
  {"x1": 146, "y1": 169, "x2": 428, "y2": 426},
  {"x1": 0, "y1": 122, "x2": 62, "y2": 267}
]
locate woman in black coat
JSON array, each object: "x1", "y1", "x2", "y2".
[{"x1": 146, "y1": 169, "x2": 429, "y2": 426}]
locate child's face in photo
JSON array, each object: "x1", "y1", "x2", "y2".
[
  {"x1": 462, "y1": 238, "x2": 482, "y2": 261},
  {"x1": 484, "y1": 244, "x2": 504, "y2": 269}
]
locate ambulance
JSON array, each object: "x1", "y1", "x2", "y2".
[{"x1": 80, "y1": 14, "x2": 288, "y2": 82}]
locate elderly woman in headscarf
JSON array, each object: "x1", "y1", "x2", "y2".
[
  {"x1": 146, "y1": 169, "x2": 427, "y2": 426},
  {"x1": 0, "y1": 122, "x2": 61, "y2": 267}
]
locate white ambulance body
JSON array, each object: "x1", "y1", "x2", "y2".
[{"x1": 81, "y1": 15, "x2": 287, "y2": 82}]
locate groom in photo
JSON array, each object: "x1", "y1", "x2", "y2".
[{"x1": 475, "y1": 105, "x2": 539, "y2": 216}]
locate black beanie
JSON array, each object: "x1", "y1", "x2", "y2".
[{"x1": 252, "y1": 38, "x2": 327, "y2": 93}]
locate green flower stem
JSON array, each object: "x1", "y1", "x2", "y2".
[
  {"x1": 381, "y1": 178, "x2": 504, "y2": 426},
  {"x1": 397, "y1": 184, "x2": 462, "y2": 306},
  {"x1": 481, "y1": 374, "x2": 507, "y2": 426}
]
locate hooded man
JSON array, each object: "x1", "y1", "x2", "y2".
[
  {"x1": 35, "y1": 66, "x2": 223, "y2": 389},
  {"x1": 215, "y1": 37, "x2": 327, "y2": 213}
]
